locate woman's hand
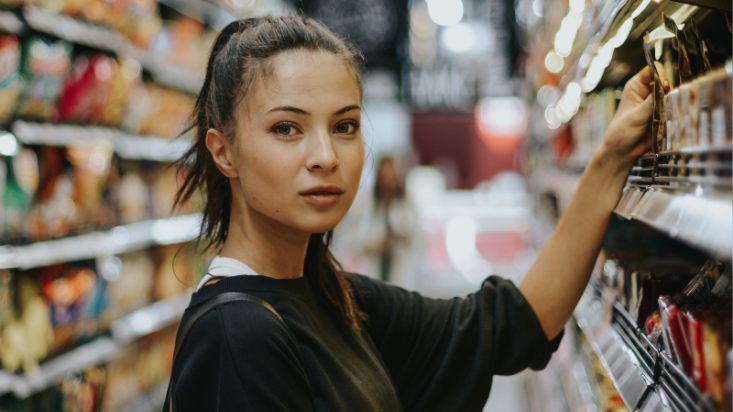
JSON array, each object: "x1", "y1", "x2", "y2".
[{"x1": 599, "y1": 66, "x2": 657, "y2": 165}]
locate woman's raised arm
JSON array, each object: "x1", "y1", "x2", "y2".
[{"x1": 519, "y1": 66, "x2": 659, "y2": 340}]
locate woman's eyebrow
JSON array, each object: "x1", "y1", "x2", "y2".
[
  {"x1": 334, "y1": 105, "x2": 360, "y2": 115},
  {"x1": 267, "y1": 106, "x2": 309, "y2": 115}
]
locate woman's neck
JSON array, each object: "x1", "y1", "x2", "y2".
[{"x1": 219, "y1": 203, "x2": 309, "y2": 280}]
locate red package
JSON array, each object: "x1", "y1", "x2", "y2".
[
  {"x1": 686, "y1": 310, "x2": 707, "y2": 391},
  {"x1": 659, "y1": 295, "x2": 693, "y2": 374},
  {"x1": 56, "y1": 53, "x2": 116, "y2": 125}
]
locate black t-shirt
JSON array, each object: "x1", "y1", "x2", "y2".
[{"x1": 163, "y1": 273, "x2": 563, "y2": 412}]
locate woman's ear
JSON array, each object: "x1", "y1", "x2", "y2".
[{"x1": 206, "y1": 128, "x2": 239, "y2": 178}]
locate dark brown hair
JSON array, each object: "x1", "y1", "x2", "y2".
[{"x1": 174, "y1": 17, "x2": 366, "y2": 331}]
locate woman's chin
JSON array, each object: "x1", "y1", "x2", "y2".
[{"x1": 296, "y1": 218, "x2": 341, "y2": 235}]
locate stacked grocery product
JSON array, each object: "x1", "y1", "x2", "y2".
[
  {"x1": 0, "y1": 0, "x2": 248, "y2": 410},
  {"x1": 602, "y1": 258, "x2": 732, "y2": 411},
  {"x1": 521, "y1": 0, "x2": 732, "y2": 406}
]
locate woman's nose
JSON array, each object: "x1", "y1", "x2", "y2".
[{"x1": 305, "y1": 129, "x2": 339, "y2": 172}]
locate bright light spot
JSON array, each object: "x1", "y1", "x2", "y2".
[
  {"x1": 537, "y1": 85, "x2": 561, "y2": 107},
  {"x1": 631, "y1": 0, "x2": 651, "y2": 18},
  {"x1": 545, "y1": 105, "x2": 561, "y2": 129},
  {"x1": 111, "y1": 226, "x2": 130, "y2": 245},
  {"x1": 131, "y1": 312, "x2": 154, "y2": 335},
  {"x1": 476, "y1": 97, "x2": 528, "y2": 138},
  {"x1": 445, "y1": 216, "x2": 492, "y2": 284},
  {"x1": 554, "y1": 30, "x2": 576, "y2": 57},
  {"x1": 88, "y1": 148, "x2": 110, "y2": 174},
  {"x1": 427, "y1": 0, "x2": 464, "y2": 26},
  {"x1": 569, "y1": 0, "x2": 585, "y2": 14},
  {"x1": 566, "y1": 81, "x2": 582, "y2": 98},
  {"x1": 545, "y1": 51, "x2": 564, "y2": 73},
  {"x1": 101, "y1": 256, "x2": 122, "y2": 282},
  {"x1": 121, "y1": 59, "x2": 142, "y2": 79},
  {"x1": 0, "y1": 132, "x2": 18, "y2": 156},
  {"x1": 532, "y1": 0, "x2": 544, "y2": 17},
  {"x1": 442, "y1": 23, "x2": 474, "y2": 52},
  {"x1": 608, "y1": 18, "x2": 633, "y2": 48}
]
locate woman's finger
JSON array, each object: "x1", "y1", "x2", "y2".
[
  {"x1": 622, "y1": 67, "x2": 654, "y2": 104},
  {"x1": 653, "y1": 61, "x2": 671, "y2": 91}
]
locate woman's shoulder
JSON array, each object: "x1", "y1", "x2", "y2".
[{"x1": 181, "y1": 295, "x2": 293, "y2": 349}]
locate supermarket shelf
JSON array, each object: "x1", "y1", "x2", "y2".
[
  {"x1": 0, "y1": 10, "x2": 27, "y2": 35},
  {"x1": 0, "y1": 291, "x2": 189, "y2": 398},
  {"x1": 111, "y1": 292, "x2": 191, "y2": 343},
  {"x1": 0, "y1": 213, "x2": 202, "y2": 270},
  {"x1": 560, "y1": 347, "x2": 600, "y2": 412},
  {"x1": 574, "y1": 289, "x2": 652, "y2": 410},
  {"x1": 116, "y1": 378, "x2": 170, "y2": 412},
  {"x1": 574, "y1": 284, "x2": 718, "y2": 412},
  {"x1": 10, "y1": 337, "x2": 120, "y2": 398},
  {"x1": 614, "y1": 187, "x2": 733, "y2": 259},
  {"x1": 22, "y1": 6, "x2": 203, "y2": 94},
  {"x1": 23, "y1": 6, "x2": 133, "y2": 56},
  {"x1": 12, "y1": 121, "x2": 192, "y2": 162}
]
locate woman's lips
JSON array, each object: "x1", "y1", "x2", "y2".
[
  {"x1": 301, "y1": 191, "x2": 342, "y2": 207},
  {"x1": 300, "y1": 186, "x2": 344, "y2": 207}
]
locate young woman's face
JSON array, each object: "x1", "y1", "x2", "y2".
[{"x1": 230, "y1": 49, "x2": 364, "y2": 235}]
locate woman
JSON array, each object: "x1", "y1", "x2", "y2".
[
  {"x1": 352, "y1": 155, "x2": 419, "y2": 285},
  {"x1": 164, "y1": 16, "x2": 654, "y2": 412}
]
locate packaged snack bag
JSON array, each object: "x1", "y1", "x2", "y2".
[
  {"x1": 66, "y1": 143, "x2": 114, "y2": 230},
  {"x1": 56, "y1": 53, "x2": 117, "y2": 125},
  {"x1": 0, "y1": 34, "x2": 22, "y2": 125},
  {"x1": 659, "y1": 295, "x2": 693, "y2": 374},
  {"x1": 3, "y1": 147, "x2": 38, "y2": 239},
  {"x1": 41, "y1": 265, "x2": 100, "y2": 350},
  {"x1": 0, "y1": 273, "x2": 53, "y2": 372},
  {"x1": 99, "y1": 251, "x2": 154, "y2": 329},
  {"x1": 703, "y1": 320, "x2": 732, "y2": 410},
  {"x1": 57, "y1": 54, "x2": 142, "y2": 127},
  {"x1": 15, "y1": 37, "x2": 72, "y2": 121}
]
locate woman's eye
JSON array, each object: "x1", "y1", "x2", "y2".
[
  {"x1": 274, "y1": 124, "x2": 296, "y2": 136},
  {"x1": 335, "y1": 122, "x2": 357, "y2": 134}
]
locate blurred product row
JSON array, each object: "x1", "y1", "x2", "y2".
[
  {"x1": 0, "y1": 145, "x2": 195, "y2": 243},
  {"x1": 531, "y1": 253, "x2": 732, "y2": 412},
  {"x1": 0, "y1": 241, "x2": 204, "y2": 411},
  {"x1": 0, "y1": 0, "x2": 259, "y2": 410},
  {"x1": 0, "y1": 30, "x2": 196, "y2": 134}
]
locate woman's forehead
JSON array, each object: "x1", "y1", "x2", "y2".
[{"x1": 247, "y1": 50, "x2": 361, "y2": 114}]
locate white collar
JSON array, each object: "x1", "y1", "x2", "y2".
[{"x1": 196, "y1": 256, "x2": 259, "y2": 290}]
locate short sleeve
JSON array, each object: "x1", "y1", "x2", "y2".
[
  {"x1": 165, "y1": 301, "x2": 314, "y2": 412},
  {"x1": 350, "y1": 274, "x2": 563, "y2": 412}
]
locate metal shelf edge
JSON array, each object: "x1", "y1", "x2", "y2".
[
  {"x1": 574, "y1": 289, "x2": 652, "y2": 410},
  {"x1": 111, "y1": 292, "x2": 190, "y2": 343},
  {"x1": 12, "y1": 121, "x2": 192, "y2": 162},
  {"x1": 0, "y1": 214, "x2": 202, "y2": 270},
  {"x1": 629, "y1": 189, "x2": 733, "y2": 259}
]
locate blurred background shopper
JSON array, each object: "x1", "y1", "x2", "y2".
[{"x1": 353, "y1": 155, "x2": 419, "y2": 285}]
